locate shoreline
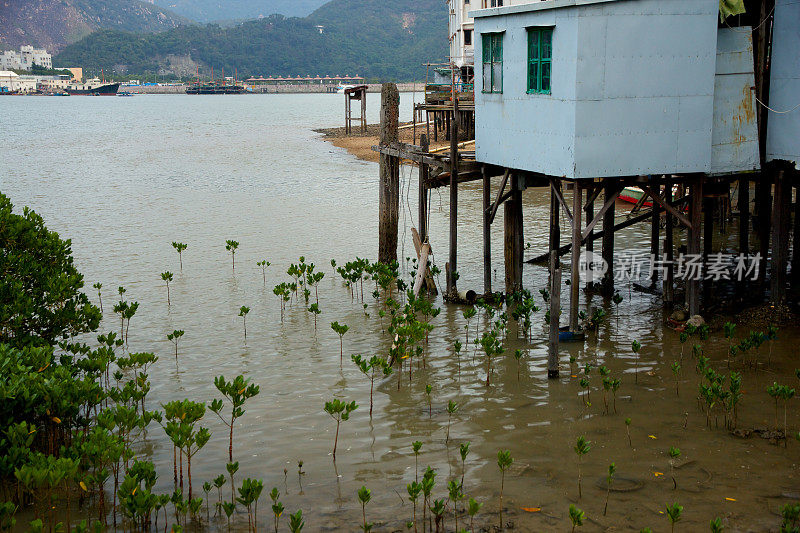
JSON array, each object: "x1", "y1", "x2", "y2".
[{"x1": 122, "y1": 82, "x2": 424, "y2": 94}]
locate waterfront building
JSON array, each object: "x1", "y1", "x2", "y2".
[{"x1": 0, "y1": 46, "x2": 53, "y2": 71}]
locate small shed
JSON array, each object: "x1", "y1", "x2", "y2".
[{"x1": 471, "y1": 0, "x2": 761, "y2": 178}]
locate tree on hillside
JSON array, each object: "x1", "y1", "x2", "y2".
[{"x1": 0, "y1": 193, "x2": 101, "y2": 348}]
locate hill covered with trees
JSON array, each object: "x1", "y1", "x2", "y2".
[{"x1": 53, "y1": 0, "x2": 447, "y2": 80}]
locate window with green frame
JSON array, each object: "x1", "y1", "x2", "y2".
[
  {"x1": 527, "y1": 27, "x2": 552, "y2": 94},
  {"x1": 482, "y1": 32, "x2": 503, "y2": 93}
]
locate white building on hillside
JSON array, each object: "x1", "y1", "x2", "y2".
[
  {"x1": 448, "y1": 1, "x2": 546, "y2": 72},
  {"x1": 0, "y1": 46, "x2": 53, "y2": 71}
]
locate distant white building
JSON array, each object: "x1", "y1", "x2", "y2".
[
  {"x1": 0, "y1": 45, "x2": 53, "y2": 71},
  {"x1": 448, "y1": 1, "x2": 543, "y2": 70}
]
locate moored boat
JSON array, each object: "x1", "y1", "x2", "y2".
[{"x1": 64, "y1": 78, "x2": 120, "y2": 95}]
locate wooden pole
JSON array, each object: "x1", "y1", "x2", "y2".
[
  {"x1": 419, "y1": 134, "x2": 429, "y2": 242},
  {"x1": 378, "y1": 83, "x2": 400, "y2": 264},
  {"x1": 504, "y1": 173, "x2": 523, "y2": 295},
  {"x1": 650, "y1": 183, "x2": 660, "y2": 282},
  {"x1": 345, "y1": 93, "x2": 350, "y2": 135},
  {"x1": 739, "y1": 177, "x2": 750, "y2": 255},
  {"x1": 360, "y1": 90, "x2": 367, "y2": 133},
  {"x1": 770, "y1": 168, "x2": 790, "y2": 303},
  {"x1": 687, "y1": 176, "x2": 703, "y2": 316},
  {"x1": 793, "y1": 184, "x2": 800, "y2": 284},
  {"x1": 482, "y1": 166, "x2": 492, "y2": 294},
  {"x1": 569, "y1": 181, "x2": 582, "y2": 332},
  {"x1": 548, "y1": 180, "x2": 561, "y2": 379},
  {"x1": 664, "y1": 179, "x2": 675, "y2": 304},
  {"x1": 447, "y1": 99, "x2": 460, "y2": 295},
  {"x1": 757, "y1": 175, "x2": 772, "y2": 284},
  {"x1": 601, "y1": 178, "x2": 616, "y2": 297}
]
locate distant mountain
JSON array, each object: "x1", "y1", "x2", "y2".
[
  {"x1": 0, "y1": 0, "x2": 192, "y2": 52},
  {"x1": 150, "y1": 0, "x2": 331, "y2": 22},
  {"x1": 54, "y1": 0, "x2": 447, "y2": 80}
]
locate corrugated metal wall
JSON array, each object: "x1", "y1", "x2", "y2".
[{"x1": 766, "y1": 0, "x2": 800, "y2": 167}]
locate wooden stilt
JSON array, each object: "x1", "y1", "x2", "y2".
[
  {"x1": 360, "y1": 90, "x2": 367, "y2": 134},
  {"x1": 569, "y1": 182, "x2": 583, "y2": 332},
  {"x1": 650, "y1": 183, "x2": 660, "y2": 282},
  {"x1": 447, "y1": 100, "x2": 459, "y2": 295},
  {"x1": 793, "y1": 184, "x2": 800, "y2": 283},
  {"x1": 687, "y1": 176, "x2": 703, "y2": 316},
  {"x1": 601, "y1": 178, "x2": 617, "y2": 297},
  {"x1": 664, "y1": 179, "x2": 675, "y2": 304},
  {"x1": 739, "y1": 177, "x2": 750, "y2": 255},
  {"x1": 770, "y1": 169, "x2": 790, "y2": 303},
  {"x1": 547, "y1": 180, "x2": 561, "y2": 379},
  {"x1": 419, "y1": 134, "x2": 429, "y2": 242},
  {"x1": 504, "y1": 173, "x2": 523, "y2": 295},
  {"x1": 482, "y1": 166, "x2": 492, "y2": 294},
  {"x1": 703, "y1": 195, "x2": 714, "y2": 304},
  {"x1": 378, "y1": 83, "x2": 400, "y2": 264},
  {"x1": 756, "y1": 175, "x2": 772, "y2": 284}
]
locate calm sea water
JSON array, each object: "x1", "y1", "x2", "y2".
[{"x1": 1, "y1": 93, "x2": 797, "y2": 531}]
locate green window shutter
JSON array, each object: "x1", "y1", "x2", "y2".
[
  {"x1": 527, "y1": 27, "x2": 553, "y2": 94},
  {"x1": 482, "y1": 33, "x2": 503, "y2": 94}
]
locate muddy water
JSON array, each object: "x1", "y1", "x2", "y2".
[{"x1": 2, "y1": 94, "x2": 799, "y2": 532}]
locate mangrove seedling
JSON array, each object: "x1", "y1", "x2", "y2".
[
  {"x1": 766, "y1": 324, "x2": 779, "y2": 365},
  {"x1": 668, "y1": 447, "x2": 681, "y2": 489},
  {"x1": 429, "y1": 498, "x2": 445, "y2": 533},
  {"x1": 93, "y1": 282, "x2": 103, "y2": 313},
  {"x1": 467, "y1": 498, "x2": 482, "y2": 533},
  {"x1": 238, "y1": 306, "x2": 250, "y2": 340},
  {"x1": 412, "y1": 441, "x2": 422, "y2": 482},
  {"x1": 459, "y1": 441, "x2": 470, "y2": 489},
  {"x1": 236, "y1": 478, "x2": 264, "y2": 533},
  {"x1": 167, "y1": 329, "x2": 184, "y2": 364},
  {"x1": 425, "y1": 384, "x2": 432, "y2": 417},
  {"x1": 308, "y1": 303, "x2": 321, "y2": 331},
  {"x1": 679, "y1": 332, "x2": 689, "y2": 360},
  {"x1": 497, "y1": 450, "x2": 513, "y2": 531},
  {"x1": 222, "y1": 502, "x2": 236, "y2": 532},
  {"x1": 632, "y1": 340, "x2": 642, "y2": 383},
  {"x1": 213, "y1": 474, "x2": 226, "y2": 515},
  {"x1": 580, "y1": 377, "x2": 591, "y2": 406},
  {"x1": 463, "y1": 307, "x2": 476, "y2": 345},
  {"x1": 672, "y1": 362, "x2": 681, "y2": 396},
  {"x1": 603, "y1": 463, "x2": 616, "y2": 516},
  {"x1": 421, "y1": 467, "x2": 436, "y2": 530},
  {"x1": 270, "y1": 487, "x2": 283, "y2": 533},
  {"x1": 569, "y1": 504, "x2": 585, "y2": 533},
  {"x1": 447, "y1": 480, "x2": 463, "y2": 532},
  {"x1": 407, "y1": 481, "x2": 422, "y2": 533},
  {"x1": 172, "y1": 242, "x2": 187, "y2": 271},
  {"x1": 257, "y1": 260, "x2": 271, "y2": 287},
  {"x1": 330, "y1": 321, "x2": 349, "y2": 366},
  {"x1": 210, "y1": 374, "x2": 261, "y2": 462},
  {"x1": 625, "y1": 418, "x2": 632, "y2": 447},
  {"x1": 324, "y1": 399, "x2": 358, "y2": 460},
  {"x1": 574, "y1": 436, "x2": 591, "y2": 499},
  {"x1": 203, "y1": 482, "x2": 212, "y2": 521},
  {"x1": 225, "y1": 462, "x2": 239, "y2": 504},
  {"x1": 710, "y1": 517, "x2": 723, "y2": 533},
  {"x1": 352, "y1": 354, "x2": 392, "y2": 416},
  {"x1": 288, "y1": 509, "x2": 304, "y2": 532},
  {"x1": 665, "y1": 503, "x2": 683, "y2": 533},
  {"x1": 514, "y1": 349, "x2": 523, "y2": 381},
  {"x1": 225, "y1": 240, "x2": 239, "y2": 273},
  {"x1": 780, "y1": 503, "x2": 800, "y2": 532},
  {"x1": 446, "y1": 400, "x2": 458, "y2": 443},
  {"x1": 358, "y1": 486, "x2": 372, "y2": 532}
]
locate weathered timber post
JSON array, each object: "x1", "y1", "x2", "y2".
[
  {"x1": 345, "y1": 92, "x2": 351, "y2": 135},
  {"x1": 756, "y1": 175, "x2": 772, "y2": 284},
  {"x1": 569, "y1": 181, "x2": 583, "y2": 332},
  {"x1": 482, "y1": 166, "x2": 492, "y2": 294},
  {"x1": 360, "y1": 89, "x2": 367, "y2": 133},
  {"x1": 504, "y1": 173, "x2": 523, "y2": 295},
  {"x1": 650, "y1": 183, "x2": 660, "y2": 282},
  {"x1": 378, "y1": 83, "x2": 400, "y2": 264},
  {"x1": 770, "y1": 168, "x2": 790, "y2": 303},
  {"x1": 585, "y1": 187, "x2": 595, "y2": 256},
  {"x1": 664, "y1": 179, "x2": 675, "y2": 304},
  {"x1": 793, "y1": 183, "x2": 800, "y2": 283},
  {"x1": 447, "y1": 99, "x2": 460, "y2": 295},
  {"x1": 739, "y1": 177, "x2": 750, "y2": 255},
  {"x1": 601, "y1": 178, "x2": 617, "y2": 297},
  {"x1": 687, "y1": 176, "x2": 703, "y2": 316},
  {"x1": 419, "y1": 134, "x2": 429, "y2": 242},
  {"x1": 548, "y1": 179, "x2": 562, "y2": 379}
]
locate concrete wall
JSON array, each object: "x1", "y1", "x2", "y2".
[
  {"x1": 766, "y1": 0, "x2": 800, "y2": 167},
  {"x1": 473, "y1": 0, "x2": 720, "y2": 178}
]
